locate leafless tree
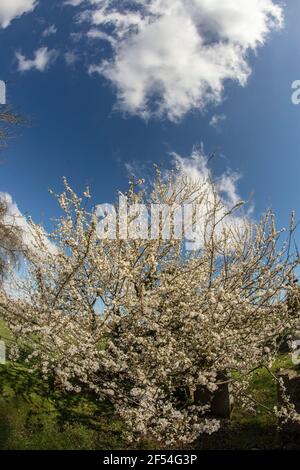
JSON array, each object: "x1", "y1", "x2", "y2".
[{"x1": 0, "y1": 107, "x2": 27, "y2": 147}]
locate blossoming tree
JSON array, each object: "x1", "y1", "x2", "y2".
[{"x1": 1, "y1": 166, "x2": 299, "y2": 445}]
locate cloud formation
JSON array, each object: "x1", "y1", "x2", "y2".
[
  {"x1": 42, "y1": 24, "x2": 57, "y2": 38},
  {"x1": 0, "y1": 0, "x2": 37, "y2": 28},
  {"x1": 16, "y1": 47, "x2": 58, "y2": 72},
  {"x1": 210, "y1": 114, "x2": 227, "y2": 129},
  {"x1": 79, "y1": 0, "x2": 283, "y2": 121},
  {"x1": 0, "y1": 192, "x2": 57, "y2": 257},
  {"x1": 172, "y1": 149, "x2": 242, "y2": 208},
  {"x1": 64, "y1": 50, "x2": 78, "y2": 67},
  {"x1": 64, "y1": 0, "x2": 84, "y2": 6},
  {"x1": 1, "y1": 193, "x2": 39, "y2": 251},
  {"x1": 170, "y1": 149, "x2": 248, "y2": 249}
]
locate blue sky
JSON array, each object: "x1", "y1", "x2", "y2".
[{"x1": 0, "y1": 0, "x2": 300, "y2": 235}]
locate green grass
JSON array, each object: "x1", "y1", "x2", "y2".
[
  {"x1": 0, "y1": 321, "x2": 157, "y2": 450},
  {"x1": 0, "y1": 320, "x2": 12, "y2": 342},
  {"x1": 0, "y1": 318, "x2": 127, "y2": 450},
  {"x1": 196, "y1": 355, "x2": 300, "y2": 450},
  {"x1": 0, "y1": 361, "x2": 128, "y2": 450},
  {"x1": 1, "y1": 319, "x2": 300, "y2": 450},
  {"x1": 232, "y1": 354, "x2": 295, "y2": 426}
]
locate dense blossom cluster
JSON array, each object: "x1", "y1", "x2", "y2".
[{"x1": 1, "y1": 168, "x2": 300, "y2": 445}]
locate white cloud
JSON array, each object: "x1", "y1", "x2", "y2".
[
  {"x1": 64, "y1": 0, "x2": 85, "y2": 6},
  {"x1": 210, "y1": 113, "x2": 227, "y2": 129},
  {"x1": 171, "y1": 149, "x2": 242, "y2": 207},
  {"x1": 0, "y1": 192, "x2": 56, "y2": 254},
  {"x1": 87, "y1": 28, "x2": 116, "y2": 46},
  {"x1": 42, "y1": 24, "x2": 57, "y2": 37},
  {"x1": 16, "y1": 47, "x2": 58, "y2": 72},
  {"x1": 64, "y1": 0, "x2": 86, "y2": 7},
  {"x1": 64, "y1": 50, "x2": 78, "y2": 67},
  {"x1": 170, "y1": 149, "x2": 249, "y2": 249},
  {"x1": 0, "y1": 0, "x2": 37, "y2": 29},
  {"x1": 0, "y1": 192, "x2": 34, "y2": 250},
  {"x1": 80, "y1": 0, "x2": 283, "y2": 121}
]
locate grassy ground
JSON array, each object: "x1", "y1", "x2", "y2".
[
  {"x1": 1, "y1": 321, "x2": 300, "y2": 450},
  {"x1": 0, "y1": 321, "x2": 130, "y2": 450},
  {"x1": 0, "y1": 362, "x2": 129, "y2": 450},
  {"x1": 196, "y1": 354, "x2": 300, "y2": 450}
]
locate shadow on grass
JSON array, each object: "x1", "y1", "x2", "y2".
[
  {"x1": 1, "y1": 354, "x2": 300, "y2": 449},
  {"x1": 0, "y1": 362, "x2": 127, "y2": 450}
]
